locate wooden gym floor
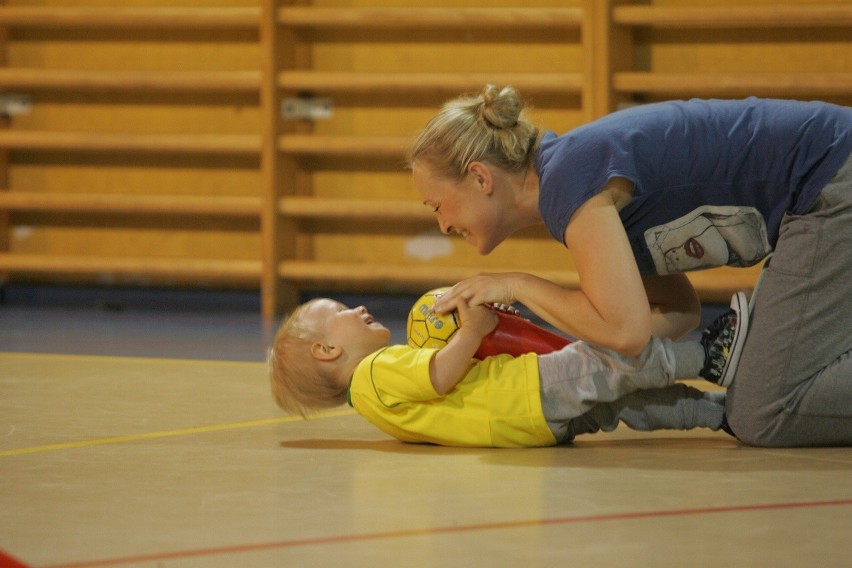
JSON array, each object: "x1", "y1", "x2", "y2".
[{"x1": 1, "y1": 287, "x2": 851, "y2": 567}]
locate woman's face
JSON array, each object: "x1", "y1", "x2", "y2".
[{"x1": 412, "y1": 161, "x2": 506, "y2": 255}]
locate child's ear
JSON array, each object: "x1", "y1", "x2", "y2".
[{"x1": 311, "y1": 342, "x2": 342, "y2": 362}]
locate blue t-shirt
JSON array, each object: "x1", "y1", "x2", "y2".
[{"x1": 537, "y1": 98, "x2": 852, "y2": 274}]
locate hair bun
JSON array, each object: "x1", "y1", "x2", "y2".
[
  {"x1": 479, "y1": 84, "x2": 522, "y2": 129},
  {"x1": 408, "y1": 83, "x2": 538, "y2": 178}
]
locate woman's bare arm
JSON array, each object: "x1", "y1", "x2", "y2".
[
  {"x1": 643, "y1": 273, "x2": 701, "y2": 340},
  {"x1": 433, "y1": 184, "x2": 653, "y2": 356}
]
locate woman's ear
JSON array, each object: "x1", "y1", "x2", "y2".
[
  {"x1": 468, "y1": 162, "x2": 494, "y2": 195},
  {"x1": 310, "y1": 342, "x2": 342, "y2": 362}
]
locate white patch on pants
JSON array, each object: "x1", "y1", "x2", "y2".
[{"x1": 644, "y1": 205, "x2": 771, "y2": 274}]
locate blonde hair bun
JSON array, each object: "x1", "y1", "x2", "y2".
[
  {"x1": 479, "y1": 84, "x2": 522, "y2": 130},
  {"x1": 408, "y1": 84, "x2": 539, "y2": 179}
]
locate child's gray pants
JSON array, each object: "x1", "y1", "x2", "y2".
[{"x1": 538, "y1": 337, "x2": 725, "y2": 444}]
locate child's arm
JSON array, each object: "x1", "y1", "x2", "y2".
[{"x1": 429, "y1": 303, "x2": 498, "y2": 395}]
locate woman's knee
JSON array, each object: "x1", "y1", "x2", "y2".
[{"x1": 726, "y1": 412, "x2": 778, "y2": 447}]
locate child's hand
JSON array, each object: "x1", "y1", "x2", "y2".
[
  {"x1": 430, "y1": 302, "x2": 498, "y2": 396},
  {"x1": 457, "y1": 302, "x2": 499, "y2": 340}
]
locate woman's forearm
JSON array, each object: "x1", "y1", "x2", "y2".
[{"x1": 643, "y1": 274, "x2": 701, "y2": 340}]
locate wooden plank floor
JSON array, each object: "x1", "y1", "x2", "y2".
[{"x1": 2, "y1": 351, "x2": 851, "y2": 567}]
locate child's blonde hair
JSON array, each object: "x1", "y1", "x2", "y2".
[
  {"x1": 407, "y1": 84, "x2": 540, "y2": 180},
  {"x1": 267, "y1": 299, "x2": 349, "y2": 417}
]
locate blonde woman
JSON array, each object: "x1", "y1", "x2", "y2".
[{"x1": 409, "y1": 86, "x2": 852, "y2": 447}]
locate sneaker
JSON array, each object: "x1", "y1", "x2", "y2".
[{"x1": 699, "y1": 291, "x2": 749, "y2": 387}]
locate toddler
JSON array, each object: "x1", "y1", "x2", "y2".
[{"x1": 268, "y1": 293, "x2": 747, "y2": 448}]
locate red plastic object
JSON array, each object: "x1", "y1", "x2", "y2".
[{"x1": 474, "y1": 309, "x2": 571, "y2": 359}]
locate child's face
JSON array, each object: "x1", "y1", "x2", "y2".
[{"x1": 302, "y1": 299, "x2": 391, "y2": 357}]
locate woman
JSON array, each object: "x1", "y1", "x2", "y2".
[{"x1": 408, "y1": 85, "x2": 852, "y2": 447}]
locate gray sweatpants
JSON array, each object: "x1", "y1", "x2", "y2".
[
  {"x1": 538, "y1": 337, "x2": 725, "y2": 444},
  {"x1": 726, "y1": 155, "x2": 852, "y2": 447}
]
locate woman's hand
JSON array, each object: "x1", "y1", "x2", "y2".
[{"x1": 432, "y1": 273, "x2": 523, "y2": 315}]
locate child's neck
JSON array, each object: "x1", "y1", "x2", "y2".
[{"x1": 333, "y1": 352, "x2": 371, "y2": 389}]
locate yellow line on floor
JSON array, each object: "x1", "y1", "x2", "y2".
[
  {"x1": 0, "y1": 409, "x2": 356, "y2": 457},
  {"x1": 0, "y1": 351, "x2": 266, "y2": 368}
]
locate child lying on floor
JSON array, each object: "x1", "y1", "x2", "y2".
[{"x1": 267, "y1": 293, "x2": 747, "y2": 448}]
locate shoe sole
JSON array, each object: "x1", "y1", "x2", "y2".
[{"x1": 719, "y1": 291, "x2": 749, "y2": 388}]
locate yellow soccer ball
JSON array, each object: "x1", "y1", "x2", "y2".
[{"x1": 407, "y1": 287, "x2": 460, "y2": 350}]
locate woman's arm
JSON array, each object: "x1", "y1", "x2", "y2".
[
  {"x1": 433, "y1": 185, "x2": 652, "y2": 356},
  {"x1": 558, "y1": 187, "x2": 652, "y2": 354},
  {"x1": 643, "y1": 273, "x2": 701, "y2": 340},
  {"x1": 429, "y1": 303, "x2": 498, "y2": 395}
]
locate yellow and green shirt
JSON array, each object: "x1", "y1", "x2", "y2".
[{"x1": 348, "y1": 345, "x2": 556, "y2": 448}]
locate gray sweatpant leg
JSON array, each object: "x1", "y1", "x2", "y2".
[
  {"x1": 726, "y1": 155, "x2": 852, "y2": 447},
  {"x1": 569, "y1": 385, "x2": 726, "y2": 438},
  {"x1": 538, "y1": 337, "x2": 722, "y2": 443}
]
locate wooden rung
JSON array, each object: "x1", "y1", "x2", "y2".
[
  {"x1": 0, "y1": 131, "x2": 261, "y2": 156},
  {"x1": 277, "y1": 7, "x2": 583, "y2": 29},
  {"x1": 613, "y1": 5, "x2": 852, "y2": 28},
  {"x1": 0, "y1": 253, "x2": 262, "y2": 281},
  {"x1": 686, "y1": 266, "x2": 763, "y2": 304},
  {"x1": 279, "y1": 197, "x2": 431, "y2": 221},
  {"x1": 0, "y1": 7, "x2": 260, "y2": 29},
  {"x1": 613, "y1": 72, "x2": 852, "y2": 96},
  {"x1": 278, "y1": 261, "x2": 580, "y2": 290},
  {"x1": 278, "y1": 135, "x2": 407, "y2": 158},
  {"x1": 0, "y1": 69, "x2": 261, "y2": 93},
  {"x1": 278, "y1": 72, "x2": 583, "y2": 95},
  {"x1": 277, "y1": 262, "x2": 760, "y2": 303},
  {"x1": 0, "y1": 192, "x2": 260, "y2": 217}
]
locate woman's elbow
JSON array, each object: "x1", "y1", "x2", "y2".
[
  {"x1": 613, "y1": 336, "x2": 651, "y2": 357},
  {"x1": 683, "y1": 310, "x2": 702, "y2": 335}
]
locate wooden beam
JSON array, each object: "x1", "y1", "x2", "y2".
[
  {"x1": 277, "y1": 135, "x2": 407, "y2": 158},
  {"x1": 613, "y1": 5, "x2": 852, "y2": 28},
  {"x1": 0, "y1": 131, "x2": 261, "y2": 155},
  {"x1": 0, "y1": 69, "x2": 260, "y2": 93},
  {"x1": 0, "y1": 7, "x2": 260, "y2": 29},
  {"x1": 278, "y1": 260, "x2": 760, "y2": 304},
  {"x1": 279, "y1": 197, "x2": 431, "y2": 221},
  {"x1": 614, "y1": 72, "x2": 852, "y2": 97},
  {"x1": 0, "y1": 192, "x2": 260, "y2": 217},
  {"x1": 278, "y1": 72, "x2": 583, "y2": 95},
  {"x1": 278, "y1": 7, "x2": 583, "y2": 29},
  {"x1": 0, "y1": 253, "x2": 261, "y2": 281},
  {"x1": 279, "y1": 260, "x2": 581, "y2": 290}
]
